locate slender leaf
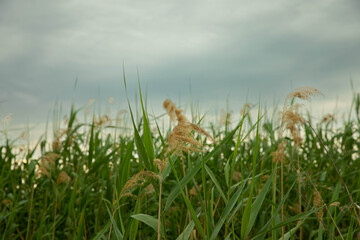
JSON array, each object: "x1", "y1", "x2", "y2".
[
  {"x1": 245, "y1": 167, "x2": 275, "y2": 236},
  {"x1": 168, "y1": 157, "x2": 205, "y2": 238},
  {"x1": 131, "y1": 214, "x2": 165, "y2": 238},
  {"x1": 176, "y1": 220, "x2": 195, "y2": 240}
]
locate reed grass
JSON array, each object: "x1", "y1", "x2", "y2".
[{"x1": 1, "y1": 83, "x2": 360, "y2": 239}]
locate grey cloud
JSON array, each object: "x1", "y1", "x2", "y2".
[{"x1": 0, "y1": 0, "x2": 360, "y2": 126}]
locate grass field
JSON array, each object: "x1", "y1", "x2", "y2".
[{"x1": 1, "y1": 83, "x2": 360, "y2": 239}]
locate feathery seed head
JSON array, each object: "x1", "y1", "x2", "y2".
[
  {"x1": 313, "y1": 187, "x2": 324, "y2": 221},
  {"x1": 144, "y1": 183, "x2": 155, "y2": 195},
  {"x1": 163, "y1": 99, "x2": 215, "y2": 158},
  {"x1": 281, "y1": 104, "x2": 305, "y2": 146},
  {"x1": 232, "y1": 171, "x2": 242, "y2": 182},
  {"x1": 37, "y1": 153, "x2": 60, "y2": 177},
  {"x1": 271, "y1": 141, "x2": 286, "y2": 163},
  {"x1": 163, "y1": 99, "x2": 177, "y2": 122},
  {"x1": 175, "y1": 109, "x2": 187, "y2": 123},
  {"x1": 281, "y1": 106, "x2": 305, "y2": 127},
  {"x1": 189, "y1": 123, "x2": 215, "y2": 142},
  {"x1": 95, "y1": 114, "x2": 112, "y2": 127},
  {"x1": 154, "y1": 158, "x2": 166, "y2": 173},
  {"x1": 286, "y1": 86, "x2": 321, "y2": 103},
  {"x1": 190, "y1": 185, "x2": 199, "y2": 196},
  {"x1": 57, "y1": 171, "x2": 71, "y2": 185},
  {"x1": 163, "y1": 99, "x2": 172, "y2": 109},
  {"x1": 329, "y1": 202, "x2": 340, "y2": 207},
  {"x1": 220, "y1": 109, "x2": 232, "y2": 125},
  {"x1": 321, "y1": 114, "x2": 336, "y2": 124},
  {"x1": 52, "y1": 138, "x2": 62, "y2": 152},
  {"x1": 241, "y1": 103, "x2": 252, "y2": 116},
  {"x1": 119, "y1": 170, "x2": 159, "y2": 199}
]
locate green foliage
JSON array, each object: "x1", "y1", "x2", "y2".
[{"x1": 1, "y1": 88, "x2": 360, "y2": 239}]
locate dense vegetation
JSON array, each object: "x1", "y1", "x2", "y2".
[{"x1": 1, "y1": 85, "x2": 359, "y2": 239}]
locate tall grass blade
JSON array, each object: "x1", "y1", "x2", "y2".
[
  {"x1": 105, "y1": 201, "x2": 123, "y2": 240},
  {"x1": 245, "y1": 166, "x2": 275, "y2": 237},
  {"x1": 75, "y1": 209, "x2": 85, "y2": 240},
  {"x1": 176, "y1": 220, "x2": 195, "y2": 240},
  {"x1": 92, "y1": 221, "x2": 111, "y2": 240},
  {"x1": 131, "y1": 214, "x2": 165, "y2": 237},
  {"x1": 123, "y1": 73, "x2": 153, "y2": 171},
  {"x1": 241, "y1": 104, "x2": 261, "y2": 239},
  {"x1": 164, "y1": 122, "x2": 241, "y2": 212},
  {"x1": 252, "y1": 181, "x2": 295, "y2": 240},
  {"x1": 137, "y1": 76, "x2": 155, "y2": 165},
  {"x1": 282, "y1": 223, "x2": 303, "y2": 240},
  {"x1": 205, "y1": 164, "x2": 227, "y2": 203},
  {"x1": 127, "y1": 193, "x2": 141, "y2": 240},
  {"x1": 210, "y1": 179, "x2": 247, "y2": 240},
  {"x1": 168, "y1": 157, "x2": 206, "y2": 238}
]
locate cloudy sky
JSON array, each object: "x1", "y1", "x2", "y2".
[{"x1": 1, "y1": 0, "x2": 360, "y2": 136}]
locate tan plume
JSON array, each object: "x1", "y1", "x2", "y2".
[
  {"x1": 119, "y1": 170, "x2": 158, "y2": 199},
  {"x1": 285, "y1": 86, "x2": 321, "y2": 103},
  {"x1": 163, "y1": 99, "x2": 215, "y2": 158}
]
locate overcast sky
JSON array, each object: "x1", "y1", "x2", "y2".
[{"x1": 1, "y1": 0, "x2": 360, "y2": 136}]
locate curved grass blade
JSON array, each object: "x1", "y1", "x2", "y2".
[
  {"x1": 104, "y1": 200, "x2": 123, "y2": 240},
  {"x1": 241, "y1": 105, "x2": 261, "y2": 239},
  {"x1": 205, "y1": 164, "x2": 227, "y2": 204},
  {"x1": 244, "y1": 166, "x2": 275, "y2": 237},
  {"x1": 92, "y1": 221, "x2": 111, "y2": 240},
  {"x1": 131, "y1": 214, "x2": 165, "y2": 238},
  {"x1": 176, "y1": 220, "x2": 195, "y2": 240},
  {"x1": 252, "y1": 181, "x2": 295, "y2": 240},
  {"x1": 209, "y1": 180, "x2": 247, "y2": 240},
  {"x1": 123, "y1": 72, "x2": 153, "y2": 171},
  {"x1": 282, "y1": 222, "x2": 303, "y2": 240},
  {"x1": 75, "y1": 209, "x2": 85, "y2": 240},
  {"x1": 137, "y1": 75, "x2": 155, "y2": 164},
  {"x1": 168, "y1": 157, "x2": 205, "y2": 239},
  {"x1": 164, "y1": 123, "x2": 241, "y2": 212}
]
